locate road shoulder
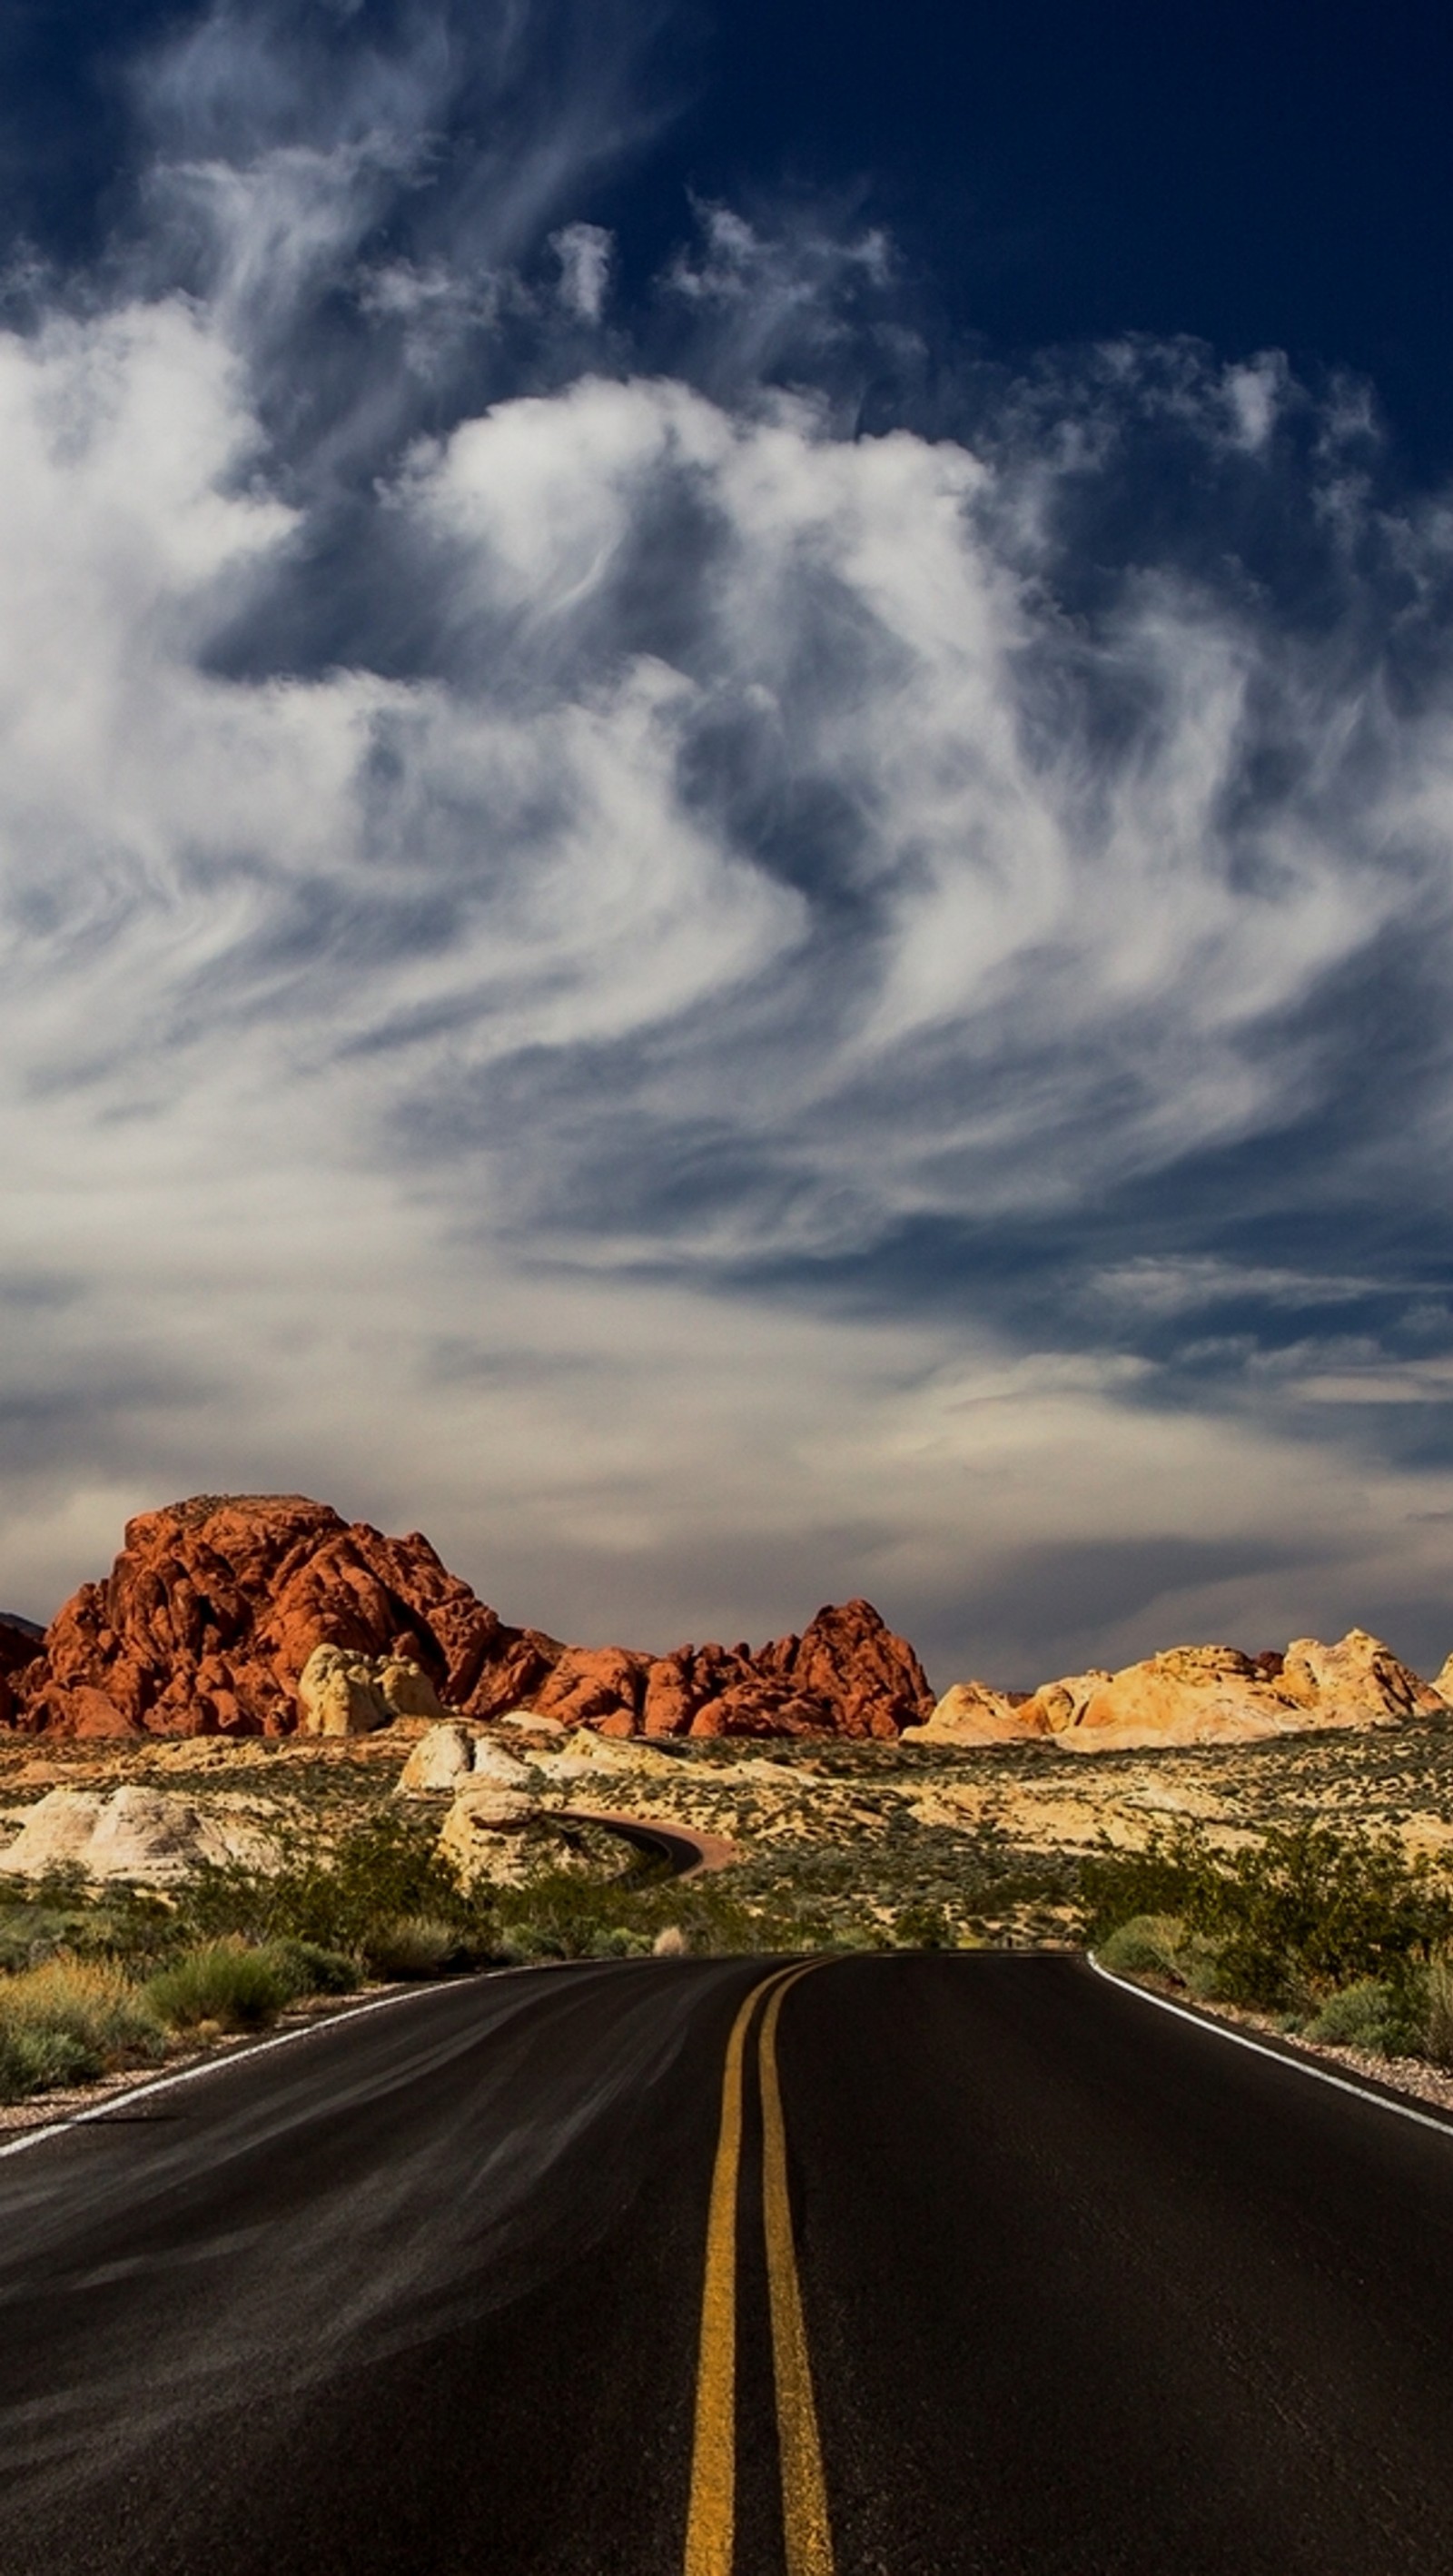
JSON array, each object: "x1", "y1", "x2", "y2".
[{"x1": 1089, "y1": 1949, "x2": 1453, "y2": 2131}]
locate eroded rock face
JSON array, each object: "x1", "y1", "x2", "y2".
[
  {"x1": 1277, "y1": 1630, "x2": 1444, "y2": 1720},
  {"x1": 394, "y1": 1722, "x2": 532, "y2": 1792},
  {"x1": 914, "y1": 1630, "x2": 1449, "y2": 1752},
  {"x1": 438, "y1": 1785, "x2": 543, "y2": 1886},
  {"x1": 13, "y1": 1494, "x2": 561, "y2": 1740},
  {"x1": 0, "y1": 1786, "x2": 274, "y2": 1883},
  {"x1": 628, "y1": 1600, "x2": 934, "y2": 1742},
  {"x1": 6, "y1": 1500, "x2": 934, "y2": 1745}
]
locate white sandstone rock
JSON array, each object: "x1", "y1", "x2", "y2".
[
  {"x1": 396, "y1": 1722, "x2": 478, "y2": 1793},
  {"x1": 297, "y1": 1642, "x2": 449, "y2": 1737},
  {"x1": 0, "y1": 1786, "x2": 272, "y2": 1884},
  {"x1": 439, "y1": 1784, "x2": 542, "y2": 1887},
  {"x1": 470, "y1": 1739, "x2": 532, "y2": 1786}
]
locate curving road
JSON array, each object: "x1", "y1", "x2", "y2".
[{"x1": 5, "y1": 1956, "x2": 1453, "y2": 2571}]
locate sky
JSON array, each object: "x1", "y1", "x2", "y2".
[{"x1": 2, "y1": 0, "x2": 1453, "y2": 1688}]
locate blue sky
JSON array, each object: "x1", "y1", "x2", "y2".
[{"x1": 1, "y1": 0, "x2": 1452, "y2": 1686}]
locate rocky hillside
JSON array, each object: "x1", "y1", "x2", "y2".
[{"x1": 3, "y1": 1494, "x2": 934, "y2": 1743}]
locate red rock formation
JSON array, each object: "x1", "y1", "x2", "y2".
[
  {"x1": 628, "y1": 1600, "x2": 933, "y2": 1740},
  {"x1": 6, "y1": 1496, "x2": 934, "y2": 1743},
  {"x1": 531, "y1": 1646, "x2": 652, "y2": 1734},
  {"x1": 15, "y1": 1494, "x2": 560, "y2": 1739}
]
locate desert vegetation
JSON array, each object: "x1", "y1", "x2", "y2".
[{"x1": 1085, "y1": 1819, "x2": 1453, "y2": 2063}]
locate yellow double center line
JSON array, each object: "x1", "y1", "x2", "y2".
[{"x1": 684, "y1": 1961, "x2": 835, "y2": 2576}]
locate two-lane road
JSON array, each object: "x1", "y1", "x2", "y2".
[{"x1": 4, "y1": 1955, "x2": 1453, "y2": 2573}]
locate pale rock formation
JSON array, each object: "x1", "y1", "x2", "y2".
[
  {"x1": 470, "y1": 1739, "x2": 533, "y2": 1786},
  {"x1": 297, "y1": 1644, "x2": 449, "y2": 1737},
  {"x1": 0, "y1": 1785, "x2": 273, "y2": 1883},
  {"x1": 1050, "y1": 1650, "x2": 1270, "y2": 1747},
  {"x1": 1276, "y1": 1629, "x2": 1445, "y2": 1720},
  {"x1": 0, "y1": 1787, "x2": 102, "y2": 1871},
  {"x1": 550, "y1": 1729, "x2": 680, "y2": 1776},
  {"x1": 904, "y1": 1682, "x2": 1045, "y2": 1745},
  {"x1": 395, "y1": 1722, "x2": 478, "y2": 1793},
  {"x1": 920, "y1": 1630, "x2": 1449, "y2": 1755},
  {"x1": 438, "y1": 1784, "x2": 542, "y2": 1887}
]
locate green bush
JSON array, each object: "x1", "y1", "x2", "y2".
[
  {"x1": 1095, "y1": 1914, "x2": 1188, "y2": 1981},
  {"x1": 145, "y1": 1941, "x2": 293, "y2": 2032},
  {"x1": 265, "y1": 1938, "x2": 359, "y2": 1997},
  {"x1": 1304, "y1": 1977, "x2": 1398, "y2": 2053},
  {"x1": 0, "y1": 2023, "x2": 94, "y2": 2099},
  {"x1": 360, "y1": 1915, "x2": 464, "y2": 1978},
  {"x1": 1082, "y1": 1822, "x2": 1453, "y2": 2014},
  {"x1": 177, "y1": 1812, "x2": 500, "y2": 1959},
  {"x1": 1426, "y1": 1953, "x2": 1453, "y2": 2066},
  {"x1": 892, "y1": 1900, "x2": 955, "y2": 1950},
  {"x1": 1081, "y1": 1829, "x2": 1223, "y2": 1945}
]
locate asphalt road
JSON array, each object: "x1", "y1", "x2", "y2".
[{"x1": 5, "y1": 1954, "x2": 1453, "y2": 2573}]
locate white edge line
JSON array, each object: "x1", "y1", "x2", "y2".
[
  {"x1": 0, "y1": 1961, "x2": 574, "y2": 2165},
  {"x1": 1088, "y1": 1951, "x2": 1453, "y2": 2140}
]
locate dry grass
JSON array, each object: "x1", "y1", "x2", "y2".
[{"x1": 0, "y1": 1955, "x2": 164, "y2": 2100}]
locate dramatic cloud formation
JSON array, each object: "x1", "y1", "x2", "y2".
[{"x1": 3, "y1": 0, "x2": 1453, "y2": 1681}]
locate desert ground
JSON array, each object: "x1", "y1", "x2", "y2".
[{"x1": 8, "y1": 1707, "x2": 1453, "y2": 1948}]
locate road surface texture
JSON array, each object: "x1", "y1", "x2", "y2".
[{"x1": 4, "y1": 1953, "x2": 1453, "y2": 2573}]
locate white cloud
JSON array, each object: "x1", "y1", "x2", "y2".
[
  {"x1": 551, "y1": 222, "x2": 612, "y2": 324},
  {"x1": 2, "y1": 7, "x2": 1453, "y2": 1679}
]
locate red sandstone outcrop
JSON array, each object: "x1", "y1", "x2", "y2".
[
  {"x1": 908, "y1": 1629, "x2": 1448, "y2": 1752},
  {"x1": 542, "y1": 1600, "x2": 934, "y2": 1740},
  {"x1": 5, "y1": 1497, "x2": 934, "y2": 1743},
  {"x1": 13, "y1": 1494, "x2": 561, "y2": 1739}
]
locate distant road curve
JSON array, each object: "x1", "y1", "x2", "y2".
[
  {"x1": 6, "y1": 1955, "x2": 1453, "y2": 2571},
  {"x1": 560, "y1": 1806, "x2": 740, "y2": 1877}
]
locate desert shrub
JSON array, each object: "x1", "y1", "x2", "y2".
[
  {"x1": 1080, "y1": 1830, "x2": 1223, "y2": 1945},
  {"x1": 492, "y1": 1865, "x2": 811, "y2": 1962},
  {"x1": 360, "y1": 1915, "x2": 463, "y2": 1978},
  {"x1": 1204, "y1": 1827, "x2": 1451, "y2": 2009},
  {"x1": 652, "y1": 1925, "x2": 690, "y2": 1957},
  {"x1": 1304, "y1": 1978, "x2": 1398, "y2": 2053},
  {"x1": 145, "y1": 1941, "x2": 293, "y2": 2031},
  {"x1": 0, "y1": 1955, "x2": 164, "y2": 2100},
  {"x1": 587, "y1": 1925, "x2": 653, "y2": 1958},
  {"x1": 1083, "y1": 1822, "x2": 1453, "y2": 2014},
  {"x1": 2, "y1": 1955, "x2": 163, "y2": 2056},
  {"x1": 265, "y1": 1938, "x2": 359, "y2": 1997},
  {"x1": 1426, "y1": 1953, "x2": 1453, "y2": 2066},
  {"x1": 1096, "y1": 1914, "x2": 1188, "y2": 1981},
  {"x1": 0, "y1": 2022, "x2": 94, "y2": 2099},
  {"x1": 892, "y1": 1900, "x2": 955, "y2": 1950},
  {"x1": 177, "y1": 1811, "x2": 499, "y2": 1960}
]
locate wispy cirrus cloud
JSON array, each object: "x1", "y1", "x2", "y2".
[{"x1": 0, "y1": 0, "x2": 1452, "y2": 1680}]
